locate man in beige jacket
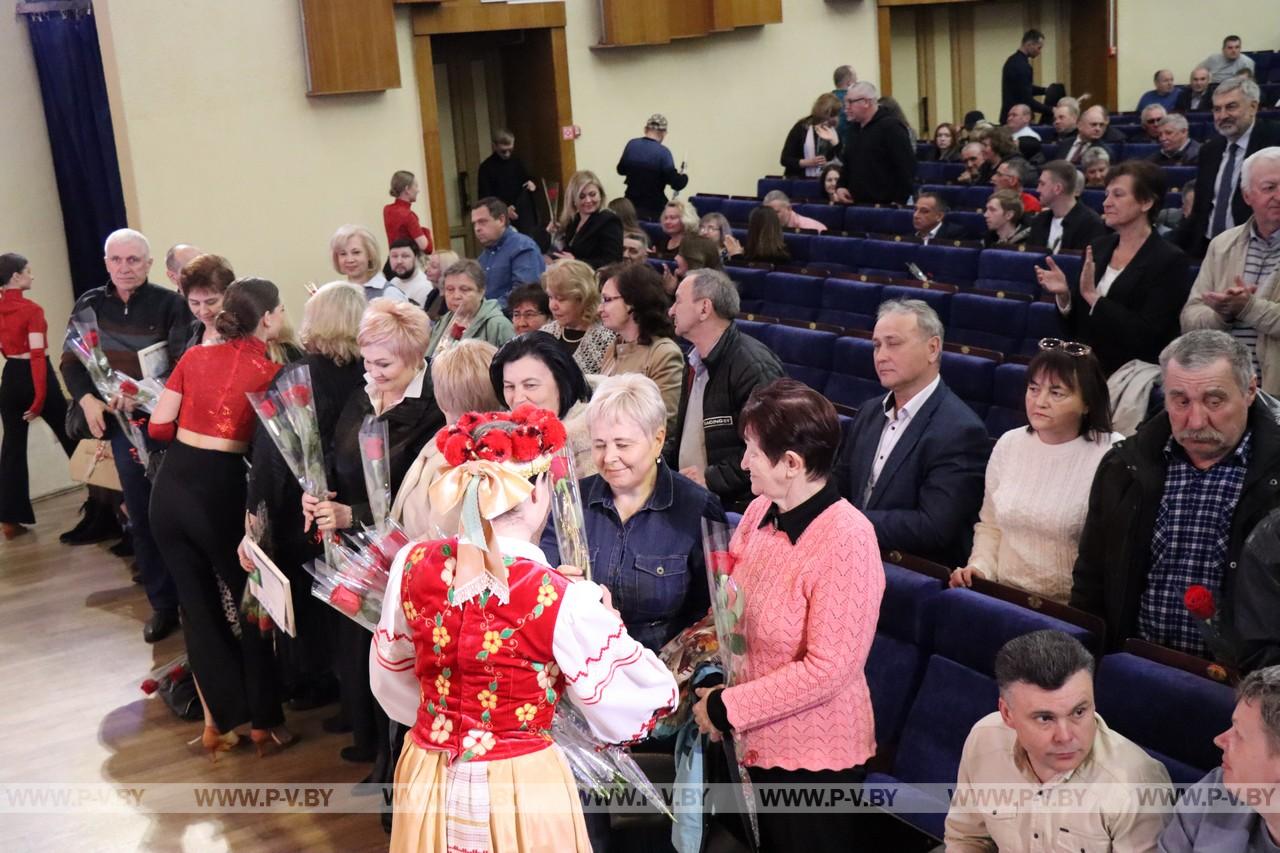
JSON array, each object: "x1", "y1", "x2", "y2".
[{"x1": 1181, "y1": 147, "x2": 1280, "y2": 394}]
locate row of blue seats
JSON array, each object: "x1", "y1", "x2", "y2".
[
  {"x1": 735, "y1": 316, "x2": 1031, "y2": 438},
  {"x1": 695, "y1": 194, "x2": 990, "y2": 240},
  {"x1": 916, "y1": 141, "x2": 1187, "y2": 169},
  {"x1": 867, "y1": 563, "x2": 1235, "y2": 839},
  {"x1": 921, "y1": 182, "x2": 1187, "y2": 215}
]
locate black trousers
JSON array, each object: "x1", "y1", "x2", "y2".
[
  {"x1": 0, "y1": 358, "x2": 75, "y2": 524},
  {"x1": 150, "y1": 442, "x2": 283, "y2": 732},
  {"x1": 110, "y1": 422, "x2": 178, "y2": 613}
]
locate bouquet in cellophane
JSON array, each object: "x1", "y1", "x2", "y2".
[
  {"x1": 66, "y1": 311, "x2": 164, "y2": 411},
  {"x1": 359, "y1": 416, "x2": 392, "y2": 535},
  {"x1": 304, "y1": 520, "x2": 412, "y2": 632},
  {"x1": 548, "y1": 444, "x2": 591, "y2": 581},
  {"x1": 553, "y1": 697, "x2": 674, "y2": 821},
  {"x1": 275, "y1": 364, "x2": 328, "y2": 499},
  {"x1": 240, "y1": 502, "x2": 275, "y2": 636},
  {"x1": 652, "y1": 614, "x2": 720, "y2": 737}
]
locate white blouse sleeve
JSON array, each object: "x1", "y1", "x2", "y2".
[
  {"x1": 369, "y1": 544, "x2": 421, "y2": 727},
  {"x1": 552, "y1": 581, "x2": 678, "y2": 744}
]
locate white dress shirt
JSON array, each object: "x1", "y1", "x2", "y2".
[{"x1": 865, "y1": 373, "x2": 941, "y2": 502}]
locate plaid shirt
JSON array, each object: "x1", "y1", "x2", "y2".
[{"x1": 1139, "y1": 432, "x2": 1252, "y2": 656}]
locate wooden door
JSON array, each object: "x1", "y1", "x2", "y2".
[{"x1": 1069, "y1": 0, "x2": 1115, "y2": 111}]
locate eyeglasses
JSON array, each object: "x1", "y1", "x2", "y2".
[
  {"x1": 511, "y1": 310, "x2": 545, "y2": 321},
  {"x1": 846, "y1": 97, "x2": 872, "y2": 106},
  {"x1": 1039, "y1": 337, "x2": 1092, "y2": 357},
  {"x1": 601, "y1": 295, "x2": 622, "y2": 304}
]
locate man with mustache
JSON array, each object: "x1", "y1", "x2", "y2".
[{"x1": 1071, "y1": 330, "x2": 1280, "y2": 673}]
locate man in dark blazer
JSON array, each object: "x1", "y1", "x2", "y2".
[
  {"x1": 913, "y1": 192, "x2": 968, "y2": 244},
  {"x1": 1026, "y1": 160, "x2": 1110, "y2": 252},
  {"x1": 1186, "y1": 76, "x2": 1280, "y2": 257},
  {"x1": 834, "y1": 299, "x2": 990, "y2": 567},
  {"x1": 1173, "y1": 66, "x2": 1216, "y2": 113}
]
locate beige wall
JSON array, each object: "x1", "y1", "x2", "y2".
[
  {"x1": 561, "y1": 0, "x2": 879, "y2": 197},
  {"x1": 95, "y1": 0, "x2": 429, "y2": 322},
  {"x1": 0, "y1": 13, "x2": 77, "y2": 500},
  {"x1": 890, "y1": 7, "x2": 922, "y2": 131},
  {"x1": 1117, "y1": 0, "x2": 1280, "y2": 110}
]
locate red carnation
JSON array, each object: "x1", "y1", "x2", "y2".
[
  {"x1": 510, "y1": 403, "x2": 539, "y2": 425},
  {"x1": 457, "y1": 412, "x2": 486, "y2": 432},
  {"x1": 1184, "y1": 585, "x2": 1216, "y2": 620},
  {"x1": 258, "y1": 398, "x2": 278, "y2": 419},
  {"x1": 361, "y1": 435, "x2": 385, "y2": 461},
  {"x1": 539, "y1": 417, "x2": 567, "y2": 452},
  {"x1": 330, "y1": 584, "x2": 363, "y2": 617},
  {"x1": 510, "y1": 428, "x2": 542, "y2": 462},
  {"x1": 436, "y1": 425, "x2": 461, "y2": 453},
  {"x1": 287, "y1": 384, "x2": 312, "y2": 408},
  {"x1": 84, "y1": 330, "x2": 99, "y2": 348},
  {"x1": 708, "y1": 551, "x2": 736, "y2": 577},
  {"x1": 443, "y1": 433, "x2": 473, "y2": 467},
  {"x1": 140, "y1": 678, "x2": 159, "y2": 695},
  {"x1": 119, "y1": 379, "x2": 139, "y2": 396},
  {"x1": 476, "y1": 430, "x2": 513, "y2": 462}
]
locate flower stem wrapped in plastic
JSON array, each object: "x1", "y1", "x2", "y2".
[
  {"x1": 548, "y1": 444, "x2": 591, "y2": 581},
  {"x1": 553, "y1": 698, "x2": 675, "y2": 820},
  {"x1": 304, "y1": 520, "x2": 411, "y2": 632},
  {"x1": 140, "y1": 653, "x2": 190, "y2": 696},
  {"x1": 275, "y1": 364, "x2": 329, "y2": 499},
  {"x1": 359, "y1": 415, "x2": 392, "y2": 535}
]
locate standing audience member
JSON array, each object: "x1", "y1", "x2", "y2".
[
  {"x1": 60, "y1": 228, "x2": 191, "y2": 643},
  {"x1": 1174, "y1": 66, "x2": 1216, "y2": 113},
  {"x1": 507, "y1": 283, "x2": 551, "y2": 336},
  {"x1": 0, "y1": 253, "x2": 76, "y2": 539},
  {"x1": 472, "y1": 197, "x2": 545, "y2": 308},
  {"x1": 653, "y1": 200, "x2": 700, "y2": 260},
  {"x1": 1149, "y1": 113, "x2": 1201, "y2": 165},
  {"x1": 836, "y1": 81, "x2": 915, "y2": 206},
  {"x1": 835, "y1": 299, "x2": 989, "y2": 567},
  {"x1": 1137, "y1": 69, "x2": 1181, "y2": 112},
  {"x1": 950, "y1": 343, "x2": 1121, "y2": 603},
  {"x1": 477, "y1": 130, "x2": 541, "y2": 246},
  {"x1": 383, "y1": 170, "x2": 433, "y2": 255},
  {"x1": 1027, "y1": 160, "x2": 1110, "y2": 252},
  {"x1": 180, "y1": 254, "x2": 235, "y2": 349},
  {"x1": 945, "y1": 631, "x2": 1172, "y2": 852},
  {"x1": 743, "y1": 207, "x2": 792, "y2": 266},
  {"x1": 1038, "y1": 161, "x2": 1191, "y2": 375},
  {"x1": 163, "y1": 244, "x2": 201, "y2": 289},
  {"x1": 1001, "y1": 29, "x2": 1049, "y2": 122},
  {"x1": 1158, "y1": 665, "x2": 1280, "y2": 851},
  {"x1": 1082, "y1": 148, "x2": 1113, "y2": 189},
  {"x1": 424, "y1": 259, "x2": 514, "y2": 359},
  {"x1": 330, "y1": 225, "x2": 405, "y2": 302},
  {"x1": 1187, "y1": 77, "x2": 1280, "y2": 256},
  {"x1": 148, "y1": 277, "x2": 293, "y2": 759},
  {"x1": 913, "y1": 193, "x2": 966, "y2": 244},
  {"x1": 926, "y1": 122, "x2": 963, "y2": 162},
  {"x1": 832, "y1": 64, "x2": 857, "y2": 142},
  {"x1": 386, "y1": 239, "x2": 435, "y2": 310},
  {"x1": 983, "y1": 189, "x2": 1032, "y2": 248},
  {"x1": 550, "y1": 170, "x2": 623, "y2": 269},
  {"x1": 539, "y1": 259, "x2": 616, "y2": 375},
  {"x1": 666, "y1": 269, "x2": 783, "y2": 512},
  {"x1": 1071, "y1": 330, "x2": 1280, "y2": 672},
  {"x1": 1181, "y1": 147, "x2": 1280, "y2": 394},
  {"x1": 780, "y1": 93, "x2": 843, "y2": 178},
  {"x1": 692, "y1": 379, "x2": 884, "y2": 853},
  {"x1": 617, "y1": 114, "x2": 689, "y2": 221},
  {"x1": 1203, "y1": 35, "x2": 1256, "y2": 84},
  {"x1": 764, "y1": 191, "x2": 828, "y2": 233},
  {"x1": 598, "y1": 263, "x2": 685, "y2": 431}
]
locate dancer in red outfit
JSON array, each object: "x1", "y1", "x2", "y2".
[{"x1": 0, "y1": 253, "x2": 76, "y2": 538}]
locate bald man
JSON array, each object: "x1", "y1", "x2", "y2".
[{"x1": 164, "y1": 244, "x2": 202, "y2": 289}]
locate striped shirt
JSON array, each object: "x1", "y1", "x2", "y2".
[
  {"x1": 1139, "y1": 433, "x2": 1251, "y2": 657},
  {"x1": 1231, "y1": 222, "x2": 1280, "y2": 376}
]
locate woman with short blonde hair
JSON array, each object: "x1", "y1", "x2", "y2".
[
  {"x1": 654, "y1": 199, "x2": 700, "y2": 259},
  {"x1": 540, "y1": 259, "x2": 616, "y2": 374},
  {"x1": 358, "y1": 297, "x2": 432, "y2": 369},
  {"x1": 330, "y1": 224, "x2": 405, "y2": 301},
  {"x1": 299, "y1": 282, "x2": 364, "y2": 365}
]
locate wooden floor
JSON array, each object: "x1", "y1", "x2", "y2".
[{"x1": 0, "y1": 489, "x2": 388, "y2": 853}]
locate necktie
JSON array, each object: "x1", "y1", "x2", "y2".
[
  {"x1": 1070, "y1": 139, "x2": 1086, "y2": 164},
  {"x1": 1211, "y1": 142, "x2": 1240, "y2": 237}
]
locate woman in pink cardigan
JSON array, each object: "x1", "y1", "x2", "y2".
[{"x1": 692, "y1": 378, "x2": 885, "y2": 852}]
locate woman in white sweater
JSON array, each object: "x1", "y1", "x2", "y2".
[{"x1": 950, "y1": 341, "x2": 1122, "y2": 603}]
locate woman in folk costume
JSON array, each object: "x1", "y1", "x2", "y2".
[{"x1": 370, "y1": 404, "x2": 678, "y2": 852}]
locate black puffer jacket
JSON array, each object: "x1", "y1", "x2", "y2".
[
  {"x1": 1070, "y1": 393, "x2": 1280, "y2": 672},
  {"x1": 664, "y1": 323, "x2": 783, "y2": 513}
]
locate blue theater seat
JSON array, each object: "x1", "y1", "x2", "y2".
[
  {"x1": 1080, "y1": 189, "x2": 1105, "y2": 213},
  {"x1": 759, "y1": 272, "x2": 823, "y2": 321},
  {"x1": 845, "y1": 207, "x2": 913, "y2": 236},
  {"x1": 1124, "y1": 142, "x2": 1158, "y2": 161},
  {"x1": 916, "y1": 161, "x2": 965, "y2": 184},
  {"x1": 792, "y1": 179, "x2": 822, "y2": 200},
  {"x1": 1023, "y1": 301, "x2": 1065, "y2": 354},
  {"x1": 918, "y1": 244, "x2": 981, "y2": 288},
  {"x1": 781, "y1": 232, "x2": 812, "y2": 263},
  {"x1": 764, "y1": 324, "x2": 837, "y2": 391},
  {"x1": 947, "y1": 211, "x2": 988, "y2": 240},
  {"x1": 1163, "y1": 165, "x2": 1197, "y2": 188},
  {"x1": 756, "y1": 177, "x2": 791, "y2": 198},
  {"x1": 882, "y1": 283, "x2": 951, "y2": 324},
  {"x1": 859, "y1": 240, "x2": 925, "y2": 281},
  {"x1": 721, "y1": 198, "x2": 758, "y2": 225},
  {"x1": 728, "y1": 267, "x2": 769, "y2": 314},
  {"x1": 806, "y1": 235, "x2": 863, "y2": 272},
  {"x1": 734, "y1": 318, "x2": 770, "y2": 343},
  {"x1": 823, "y1": 336, "x2": 882, "y2": 409},
  {"x1": 1094, "y1": 653, "x2": 1235, "y2": 784},
  {"x1": 985, "y1": 362, "x2": 1029, "y2": 438},
  {"x1": 820, "y1": 277, "x2": 881, "y2": 330},
  {"x1": 940, "y1": 351, "x2": 996, "y2": 417},
  {"x1": 974, "y1": 249, "x2": 1045, "y2": 298},
  {"x1": 866, "y1": 565, "x2": 945, "y2": 752},
  {"x1": 689, "y1": 195, "x2": 724, "y2": 217},
  {"x1": 639, "y1": 221, "x2": 663, "y2": 245},
  {"x1": 949, "y1": 292, "x2": 1028, "y2": 353},
  {"x1": 794, "y1": 203, "x2": 846, "y2": 232}
]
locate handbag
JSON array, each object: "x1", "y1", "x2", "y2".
[{"x1": 68, "y1": 440, "x2": 122, "y2": 491}]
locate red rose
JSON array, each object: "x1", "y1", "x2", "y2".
[
  {"x1": 84, "y1": 330, "x2": 99, "y2": 348},
  {"x1": 450, "y1": 322, "x2": 466, "y2": 341},
  {"x1": 140, "y1": 678, "x2": 159, "y2": 695},
  {"x1": 287, "y1": 384, "x2": 312, "y2": 408},
  {"x1": 329, "y1": 584, "x2": 363, "y2": 617},
  {"x1": 539, "y1": 418, "x2": 567, "y2": 452},
  {"x1": 1184, "y1": 585, "x2": 1216, "y2": 620},
  {"x1": 549, "y1": 455, "x2": 570, "y2": 482},
  {"x1": 361, "y1": 435, "x2": 385, "y2": 462},
  {"x1": 373, "y1": 529, "x2": 412, "y2": 567},
  {"x1": 708, "y1": 551, "x2": 735, "y2": 576},
  {"x1": 119, "y1": 379, "x2": 139, "y2": 396},
  {"x1": 510, "y1": 428, "x2": 542, "y2": 462},
  {"x1": 443, "y1": 433, "x2": 473, "y2": 467},
  {"x1": 476, "y1": 430, "x2": 513, "y2": 462},
  {"x1": 168, "y1": 665, "x2": 186, "y2": 681},
  {"x1": 258, "y1": 398, "x2": 278, "y2": 419}
]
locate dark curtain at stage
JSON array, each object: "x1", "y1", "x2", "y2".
[{"x1": 22, "y1": 4, "x2": 128, "y2": 298}]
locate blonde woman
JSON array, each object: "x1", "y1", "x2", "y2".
[
  {"x1": 654, "y1": 199, "x2": 700, "y2": 259},
  {"x1": 550, "y1": 170, "x2": 623, "y2": 269},
  {"x1": 539, "y1": 259, "x2": 617, "y2": 374},
  {"x1": 329, "y1": 224, "x2": 406, "y2": 302},
  {"x1": 391, "y1": 339, "x2": 501, "y2": 539}
]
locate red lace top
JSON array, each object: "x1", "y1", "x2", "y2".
[
  {"x1": 0, "y1": 289, "x2": 50, "y2": 414},
  {"x1": 165, "y1": 336, "x2": 280, "y2": 441}
]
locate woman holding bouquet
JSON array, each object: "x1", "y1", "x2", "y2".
[
  {"x1": 147, "y1": 277, "x2": 293, "y2": 758},
  {"x1": 303, "y1": 298, "x2": 445, "y2": 769},
  {"x1": 370, "y1": 405, "x2": 677, "y2": 852},
  {"x1": 0, "y1": 253, "x2": 77, "y2": 539},
  {"x1": 690, "y1": 378, "x2": 884, "y2": 852}
]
